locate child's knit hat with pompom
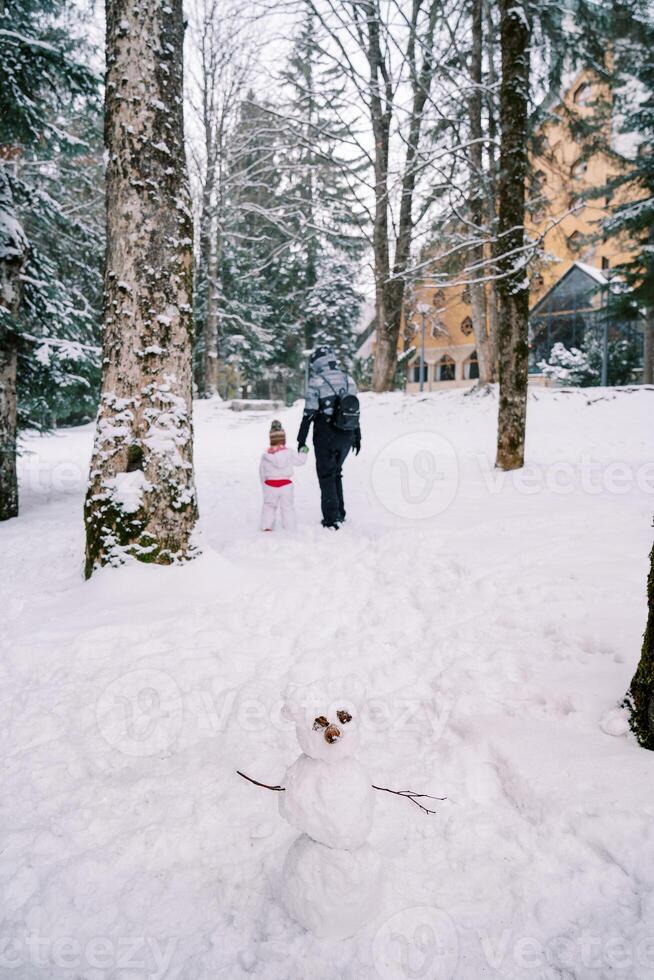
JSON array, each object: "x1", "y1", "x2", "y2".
[{"x1": 269, "y1": 419, "x2": 286, "y2": 447}]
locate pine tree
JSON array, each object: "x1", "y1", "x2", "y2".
[
  {"x1": 13, "y1": 101, "x2": 104, "y2": 430},
  {"x1": 278, "y1": 12, "x2": 366, "y2": 369},
  {"x1": 84, "y1": 0, "x2": 197, "y2": 576},
  {"x1": 0, "y1": 0, "x2": 99, "y2": 520},
  {"x1": 217, "y1": 94, "x2": 284, "y2": 389}
]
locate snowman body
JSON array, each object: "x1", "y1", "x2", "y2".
[{"x1": 278, "y1": 706, "x2": 383, "y2": 938}]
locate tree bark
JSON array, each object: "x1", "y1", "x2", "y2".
[
  {"x1": 0, "y1": 341, "x2": 18, "y2": 520},
  {"x1": 204, "y1": 233, "x2": 220, "y2": 396},
  {"x1": 0, "y1": 166, "x2": 28, "y2": 521},
  {"x1": 626, "y1": 541, "x2": 654, "y2": 749},
  {"x1": 484, "y1": 0, "x2": 499, "y2": 380},
  {"x1": 495, "y1": 0, "x2": 531, "y2": 470},
  {"x1": 366, "y1": 2, "x2": 393, "y2": 393},
  {"x1": 84, "y1": 0, "x2": 198, "y2": 577},
  {"x1": 467, "y1": 0, "x2": 494, "y2": 384}
]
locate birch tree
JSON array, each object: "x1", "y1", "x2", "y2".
[
  {"x1": 84, "y1": 0, "x2": 197, "y2": 576},
  {"x1": 495, "y1": 0, "x2": 532, "y2": 470}
]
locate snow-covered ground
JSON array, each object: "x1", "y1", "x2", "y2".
[{"x1": 1, "y1": 385, "x2": 654, "y2": 980}]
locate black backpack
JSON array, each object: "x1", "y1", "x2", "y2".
[{"x1": 322, "y1": 375, "x2": 360, "y2": 431}]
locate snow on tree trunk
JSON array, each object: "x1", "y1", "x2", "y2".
[
  {"x1": 0, "y1": 166, "x2": 28, "y2": 522},
  {"x1": 495, "y1": 0, "x2": 531, "y2": 470},
  {"x1": 0, "y1": 342, "x2": 18, "y2": 521},
  {"x1": 626, "y1": 542, "x2": 654, "y2": 750},
  {"x1": 204, "y1": 232, "x2": 220, "y2": 397},
  {"x1": 84, "y1": 0, "x2": 198, "y2": 577}
]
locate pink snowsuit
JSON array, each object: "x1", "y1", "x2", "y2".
[{"x1": 260, "y1": 446, "x2": 307, "y2": 531}]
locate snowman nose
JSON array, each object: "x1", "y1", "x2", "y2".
[{"x1": 324, "y1": 724, "x2": 341, "y2": 744}]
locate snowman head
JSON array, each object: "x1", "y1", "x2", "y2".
[
  {"x1": 296, "y1": 706, "x2": 361, "y2": 764},
  {"x1": 284, "y1": 685, "x2": 361, "y2": 764}
]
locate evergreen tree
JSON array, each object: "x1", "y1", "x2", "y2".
[
  {"x1": 0, "y1": 0, "x2": 100, "y2": 519},
  {"x1": 278, "y1": 13, "x2": 366, "y2": 370},
  {"x1": 218, "y1": 94, "x2": 284, "y2": 388}
]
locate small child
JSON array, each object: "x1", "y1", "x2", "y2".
[{"x1": 260, "y1": 420, "x2": 308, "y2": 531}]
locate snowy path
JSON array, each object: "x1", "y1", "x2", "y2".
[{"x1": 1, "y1": 387, "x2": 654, "y2": 979}]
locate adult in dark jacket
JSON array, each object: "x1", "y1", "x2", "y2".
[{"x1": 297, "y1": 347, "x2": 361, "y2": 529}]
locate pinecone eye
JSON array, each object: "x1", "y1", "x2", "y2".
[
  {"x1": 313, "y1": 715, "x2": 329, "y2": 730},
  {"x1": 337, "y1": 709, "x2": 352, "y2": 724}
]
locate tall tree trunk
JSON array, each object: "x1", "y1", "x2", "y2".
[
  {"x1": 484, "y1": 0, "x2": 499, "y2": 379},
  {"x1": 0, "y1": 166, "x2": 28, "y2": 521},
  {"x1": 467, "y1": 0, "x2": 493, "y2": 383},
  {"x1": 0, "y1": 341, "x2": 18, "y2": 521},
  {"x1": 626, "y1": 541, "x2": 654, "y2": 749},
  {"x1": 495, "y1": 0, "x2": 531, "y2": 470},
  {"x1": 84, "y1": 0, "x2": 198, "y2": 577},
  {"x1": 367, "y1": 3, "x2": 394, "y2": 393},
  {"x1": 204, "y1": 230, "x2": 220, "y2": 396}
]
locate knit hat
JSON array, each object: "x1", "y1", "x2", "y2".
[{"x1": 269, "y1": 420, "x2": 286, "y2": 447}]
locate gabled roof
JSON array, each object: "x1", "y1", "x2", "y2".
[{"x1": 530, "y1": 261, "x2": 608, "y2": 317}]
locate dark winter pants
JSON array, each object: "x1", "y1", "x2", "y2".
[{"x1": 313, "y1": 419, "x2": 352, "y2": 525}]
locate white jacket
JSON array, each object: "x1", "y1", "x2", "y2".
[{"x1": 259, "y1": 446, "x2": 307, "y2": 484}]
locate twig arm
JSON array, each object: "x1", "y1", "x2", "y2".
[
  {"x1": 236, "y1": 770, "x2": 285, "y2": 792},
  {"x1": 236, "y1": 770, "x2": 446, "y2": 815},
  {"x1": 371, "y1": 784, "x2": 447, "y2": 815}
]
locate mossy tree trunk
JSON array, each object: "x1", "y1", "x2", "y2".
[
  {"x1": 0, "y1": 166, "x2": 28, "y2": 522},
  {"x1": 626, "y1": 540, "x2": 654, "y2": 749},
  {"x1": 0, "y1": 339, "x2": 18, "y2": 520},
  {"x1": 84, "y1": 0, "x2": 198, "y2": 577},
  {"x1": 495, "y1": 0, "x2": 531, "y2": 470}
]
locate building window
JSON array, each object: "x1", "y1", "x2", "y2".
[
  {"x1": 435, "y1": 355, "x2": 456, "y2": 382},
  {"x1": 573, "y1": 82, "x2": 592, "y2": 105},
  {"x1": 530, "y1": 272, "x2": 545, "y2": 290},
  {"x1": 571, "y1": 159, "x2": 588, "y2": 179},
  {"x1": 464, "y1": 351, "x2": 479, "y2": 380},
  {"x1": 601, "y1": 256, "x2": 610, "y2": 270},
  {"x1": 432, "y1": 288, "x2": 446, "y2": 307},
  {"x1": 431, "y1": 317, "x2": 446, "y2": 339},
  {"x1": 412, "y1": 360, "x2": 428, "y2": 383},
  {"x1": 567, "y1": 230, "x2": 582, "y2": 251},
  {"x1": 460, "y1": 316, "x2": 474, "y2": 337}
]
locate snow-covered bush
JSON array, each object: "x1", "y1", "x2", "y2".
[
  {"x1": 538, "y1": 335, "x2": 642, "y2": 387},
  {"x1": 538, "y1": 342, "x2": 598, "y2": 386}
]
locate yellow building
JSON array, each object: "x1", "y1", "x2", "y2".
[{"x1": 392, "y1": 69, "x2": 639, "y2": 392}]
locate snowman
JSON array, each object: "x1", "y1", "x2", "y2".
[{"x1": 278, "y1": 697, "x2": 383, "y2": 939}]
